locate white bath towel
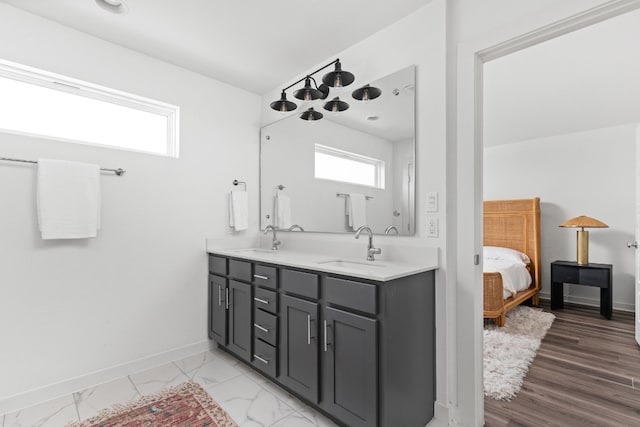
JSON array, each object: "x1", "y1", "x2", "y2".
[
  {"x1": 275, "y1": 193, "x2": 292, "y2": 229},
  {"x1": 37, "y1": 159, "x2": 101, "y2": 240},
  {"x1": 229, "y1": 190, "x2": 248, "y2": 231},
  {"x1": 346, "y1": 193, "x2": 367, "y2": 229}
]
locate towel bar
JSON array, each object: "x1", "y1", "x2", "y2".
[{"x1": 0, "y1": 157, "x2": 126, "y2": 176}]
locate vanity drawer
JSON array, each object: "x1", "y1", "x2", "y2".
[
  {"x1": 253, "y1": 265, "x2": 277, "y2": 289},
  {"x1": 252, "y1": 338, "x2": 277, "y2": 378},
  {"x1": 254, "y1": 287, "x2": 277, "y2": 314},
  {"x1": 229, "y1": 259, "x2": 252, "y2": 282},
  {"x1": 281, "y1": 269, "x2": 319, "y2": 300},
  {"x1": 325, "y1": 277, "x2": 377, "y2": 315},
  {"x1": 208, "y1": 255, "x2": 227, "y2": 276},
  {"x1": 254, "y1": 309, "x2": 277, "y2": 346}
]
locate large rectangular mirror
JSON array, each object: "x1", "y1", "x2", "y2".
[{"x1": 260, "y1": 65, "x2": 415, "y2": 235}]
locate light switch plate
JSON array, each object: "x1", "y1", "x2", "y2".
[
  {"x1": 426, "y1": 192, "x2": 438, "y2": 213},
  {"x1": 426, "y1": 217, "x2": 439, "y2": 238}
]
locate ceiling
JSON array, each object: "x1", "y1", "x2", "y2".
[
  {"x1": 484, "y1": 8, "x2": 640, "y2": 147},
  {"x1": 0, "y1": 0, "x2": 430, "y2": 95}
]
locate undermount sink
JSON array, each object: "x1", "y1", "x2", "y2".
[{"x1": 317, "y1": 260, "x2": 385, "y2": 269}]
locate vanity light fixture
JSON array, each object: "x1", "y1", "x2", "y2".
[
  {"x1": 300, "y1": 107, "x2": 323, "y2": 121},
  {"x1": 352, "y1": 84, "x2": 382, "y2": 101},
  {"x1": 322, "y1": 60, "x2": 355, "y2": 87},
  {"x1": 323, "y1": 97, "x2": 349, "y2": 112},
  {"x1": 270, "y1": 58, "x2": 354, "y2": 116},
  {"x1": 294, "y1": 77, "x2": 324, "y2": 101},
  {"x1": 95, "y1": 0, "x2": 129, "y2": 14}
]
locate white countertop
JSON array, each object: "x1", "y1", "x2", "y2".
[{"x1": 206, "y1": 237, "x2": 438, "y2": 282}]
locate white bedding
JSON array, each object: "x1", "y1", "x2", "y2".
[{"x1": 484, "y1": 259, "x2": 532, "y2": 299}]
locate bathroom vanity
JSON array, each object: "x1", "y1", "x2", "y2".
[{"x1": 206, "y1": 247, "x2": 436, "y2": 427}]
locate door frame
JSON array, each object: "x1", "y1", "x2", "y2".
[{"x1": 455, "y1": 1, "x2": 640, "y2": 425}]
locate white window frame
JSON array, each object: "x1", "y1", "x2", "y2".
[
  {"x1": 0, "y1": 59, "x2": 180, "y2": 157},
  {"x1": 314, "y1": 143, "x2": 385, "y2": 189}
]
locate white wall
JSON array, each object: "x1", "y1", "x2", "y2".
[
  {"x1": 484, "y1": 124, "x2": 637, "y2": 310},
  {"x1": 260, "y1": 117, "x2": 395, "y2": 233},
  {"x1": 0, "y1": 3, "x2": 261, "y2": 407}
]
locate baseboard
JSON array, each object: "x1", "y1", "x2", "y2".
[
  {"x1": 0, "y1": 340, "x2": 213, "y2": 415},
  {"x1": 538, "y1": 292, "x2": 634, "y2": 312},
  {"x1": 425, "y1": 400, "x2": 454, "y2": 426}
]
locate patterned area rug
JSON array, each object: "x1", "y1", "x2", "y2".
[
  {"x1": 484, "y1": 306, "x2": 555, "y2": 401},
  {"x1": 67, "y1": 381, "x2": 237, "y2": 427}
]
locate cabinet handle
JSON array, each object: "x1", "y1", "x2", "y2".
[
  {"x1": 253, "y1": 354, "x2": 269, "y2": 365},
  {"x1": 307, "y1": 314, "x2": 311, "y2": 345},
  {"x1": 323, "y1": 320, "x2": 328, "y2": 352},
  {"x1": 218, "y1": 285, "x2": 222, "y2": 306},
  {"x1": 253, "y1": 274, "x2": 269, "y2": 280},
  {"x1": 225, "y1": 288, "x2": 229, "y2": 310},
  {"x1": 254, "y1": 297, "x2": 270, "y2": 305},
  {"x1": 253, "y1": 323, "x2": 269, "y2": 333}
]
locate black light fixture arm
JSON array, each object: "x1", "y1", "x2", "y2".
[{"x1": 280, "y1": 58, "x2": 340, "y2": 92}]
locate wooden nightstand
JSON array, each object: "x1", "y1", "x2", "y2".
[{"x1": 550, "y1": 261, "x2": 613, "y2": 319}]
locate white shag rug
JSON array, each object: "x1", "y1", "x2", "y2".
[{"x1": 484, "y1": 306, "x2": 555, "y2": 401}]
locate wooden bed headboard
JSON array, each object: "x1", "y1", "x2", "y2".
[{"x1": 483, "y1": 198, "x2": 541, "y2": 289}]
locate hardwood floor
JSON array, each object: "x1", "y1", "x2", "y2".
[{"x1": 484, "y1": 301, "x2": 640, "y2": 427}]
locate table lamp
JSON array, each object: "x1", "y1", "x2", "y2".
[{"x1": 559, "y1": 215, "x2": 608, "y2": 265}]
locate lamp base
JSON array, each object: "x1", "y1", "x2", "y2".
[{"x1": 577, "y1": 230, "x2": 589, "y2": 265}]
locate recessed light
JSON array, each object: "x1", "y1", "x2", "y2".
[{"x1": 95, "y1": 0, "x2": 129, "y2": 14}]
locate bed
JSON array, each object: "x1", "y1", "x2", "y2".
[{"x1": 483, "y1": 198, "x2": 541, "y2": 326}]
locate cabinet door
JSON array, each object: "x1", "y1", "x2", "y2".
[
  {"x1": 322, "y1": 306, "x2": 377, "y2": 427},
  {"x1": 208, "y1": 274, "x2": 227, "y2": 345},
  {"x1": 279, "y1": 294, "x2": 319, "y2": 403},
  {"x1": 227, "y1": 280, "x2": 252, "y2": 361}
]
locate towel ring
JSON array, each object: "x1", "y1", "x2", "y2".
[{"x1": 232, "y1": 179, "x2": 247, "y2": 191}]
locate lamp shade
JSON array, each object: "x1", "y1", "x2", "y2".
[
  {"x1": 323, "y1": 97, "x2": 349, "y2": 112},
  {"x1": 352, "y1": 84, "x2": 382, "y2": 101},
  {"x1": 293, "y1": 77, "x2": 323, "y2": 101},
  {"x1": 270, "y1": 91, "x2": 297, "y2": 112},
  {"x1": 322, "y1": 60, "x2": 355, "y2": 88},
  {"x1": 300, "y1": 107, "x2": 323, "y2": 121},
  {"x1": 559, "y1": 216, "x2": 609, "y2": 229}
]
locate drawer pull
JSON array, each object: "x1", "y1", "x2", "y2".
[
  {"x1": 254, "y1": 354, "x2": 269, "y2": 365},
  {"x1": 253, "y1": 274, "x2": 269, "y2": 280},
  {"x1": 254, "y1": 297, "x2": 270, "y2": 305},
  {"x1": 254, "y1": 323, "x2": 269, "y2": 333}
]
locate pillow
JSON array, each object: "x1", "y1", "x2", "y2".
[{"x1": 483, "y1": 246, "x2": 530, "y2": 264}]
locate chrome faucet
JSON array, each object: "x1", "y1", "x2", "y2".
[
  {"x1": 384, "y1": 225, "x2": 399, "y2": 235},
  {"x1": 354, "y1": 225, "x2": 382, "y2": 261},
  {"x1": 264, "y1": 225, "x2": 281, "y2": 250},
  {"x1": 287, "y1": 224, "x2": 305, "y2": 231}
]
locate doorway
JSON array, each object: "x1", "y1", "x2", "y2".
[{"x1": 455, "y1": 1, "x2": 640, "y2": 425}]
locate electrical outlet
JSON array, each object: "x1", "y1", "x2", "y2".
[
  {"x1": 426, "y1": 217, "x2": 439, "y2": 237},
  {"x1": 426, "y1": 192, "x2": 439, "y2": 212}
]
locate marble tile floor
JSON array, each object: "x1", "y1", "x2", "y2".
[{"x1": 1, "y1": 347, "x2": 337, "y2": 427}]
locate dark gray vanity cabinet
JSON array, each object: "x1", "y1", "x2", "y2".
[
  {"x1": 208, "y1": 274, "x2": 227, "y2": 344},
  {"x1": 322, "y1": 306, "x2": 377, "y2": 427},
  {"x1": 207, "y1": 253, "x2": 436, "y2": 427},
  {"x1": 280, "y1": 294, "x2": 319, "y2": 403},
  {"x1": 227, "y1": 279, "x2": 252, "y2": 361}
]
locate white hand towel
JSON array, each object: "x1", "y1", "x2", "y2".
[
  {"x1": 275, "y1": 193, "x2": 292, "y2": 229},
  {"x1": 37, "y1": 159, "x2": 101, "y2": 240},
  {"x1": 347, "y1": 193, "x2": 367, "y2": 230},
  {"x1": 229, "y1": 190, "x2": 248, "y2": 231}
]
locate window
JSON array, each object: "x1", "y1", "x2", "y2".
[
  {"x1": 314, "y1": 144, "x2": 385, "y2": 189},
  {"x1": 0, "y1": 59, "x2": 179, "y2": 157}
]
